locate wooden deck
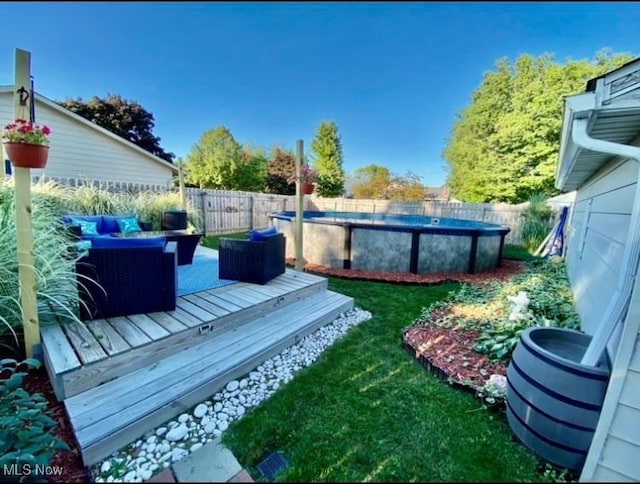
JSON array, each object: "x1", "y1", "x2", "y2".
[
  {"x1": 42, "y1": 268, "x2": 329, "y2": 401},
  {"x1": 40, "y1": 266, "x2": 354, "y2": 466}
]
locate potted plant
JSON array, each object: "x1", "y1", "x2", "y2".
[
  {"x1": 2, "y1": 118, "x2": 51, "y2": 169},
  {"x1": 299, "y1": 163, "x2": 318, "y2": 195}
]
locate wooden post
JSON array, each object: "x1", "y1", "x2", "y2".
[
  {"x1": 177, "y1": 161, "x2": 186, "y2": 211},
  {"x1": 248, "y1": 195, "x2": 254, "y2": 231},
  {"x1": 294, "y1": 140, "x2": 304, "y2": 271},
  {"x1": 13, "y1": 48, "x2": 40, "y2": 358}
]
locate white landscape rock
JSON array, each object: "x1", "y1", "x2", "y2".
[
  {"x1": 165, "y1": 425, "x2": 188, "y2": 442},
  {"x1": 193, "y1": 403, "x2": 208, "y2": 419},
  {"x1": 91, "y1": 307, "x2": 372, "y2": 482}
]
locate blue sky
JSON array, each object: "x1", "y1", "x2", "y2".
[{"x1": 0, "y1": 2, "x2": 639, "y2": 186}]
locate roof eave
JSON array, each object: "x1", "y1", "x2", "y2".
[{"x1": 0, "y1": 85, "x2": 178, "y2": 173}]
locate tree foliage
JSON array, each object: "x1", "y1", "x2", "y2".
[
  {"x1": 443, "y1": 49, "x2": 635, "y2": 203},
  {"x1": 310, "y1": 121, "x2": 345, "y2": 197},
  {"x1": 238, "y1": 144, "x2": 268, "y2": 192},
  {"x1": 266, "y1": 147, "x2": 297, "y2": 195},
  {"x1": 57, "y1": 94, "x2": 175, "y2": 163},
  {"x1": 352, "y1": 164, "x2": 426, "y2": 201},
  {"x1": 185, "y1": 125, "x2": 252, "y2": 190},
  {"x1": 352, "y1": 164, "x2": 391, "y2": 199}
]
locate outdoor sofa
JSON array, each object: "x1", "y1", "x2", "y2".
[
  {"x1": 75, "y1": 236, "x2": 178, "y2": 321},
  {"x1": 218, "y1": 227, "x2": 286, "y2": 285}
]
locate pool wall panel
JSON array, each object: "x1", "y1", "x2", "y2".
[
  {"x1": 418, "y1": 234, "x2": 471, "y2": 274},
  {"x1": 351, "y1": 228, "x2": 412, "y2": 272},
  {"x1": 475, "y1": 236, "x2": 502, "y2": 272},
  {"x1": 305, "y1": 224, "x2": 346, "y2": 268}
]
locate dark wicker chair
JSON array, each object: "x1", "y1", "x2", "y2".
[
  {"x1": 76, "y1": 241, "x2": 178, "y2": 321},
  {"x1": 218, "y1": 233, "x2": 286, "y2": 284}
]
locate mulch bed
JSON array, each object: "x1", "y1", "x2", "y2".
[
  {"x1": 22, "y1": 368, "x2": 92, "y2": 483},
  {"x1": 291, "y1": 258, "x2": 525, "y2": 286}
]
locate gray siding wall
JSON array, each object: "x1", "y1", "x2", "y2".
[
  {"x1": 566, "y1": 141, "x2": 640, "y2": 481},
  {"x1": 565, "y1": 157, "x2": 636, "y2": 353}
]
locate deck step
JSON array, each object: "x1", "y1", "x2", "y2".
[
  {"x1": 43, "y1": 269, "x2": 327, "y2": 400},
  {"x1": 64, "y1": 289, "x2": 354, "y2": 466}
]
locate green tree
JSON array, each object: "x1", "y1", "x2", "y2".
[
  {"x1": 388, "y1": 171, "x2": 426, "y2": 201},
  {"x1": 238, "y1": 144, "x2": 268, "y2": 192},
  {"x1": 57, "y1": 94, "x2": 175, "y2": 163},
  {"x1": 185, "y1": 126, "x2": 243, "y2": 189},
  {"x1": 352, "y1": 164, "x2": 392, "y2": 199},
  {"x1": 310, "y1": 121, "x2": 345, "y2": 197},
  {"x1": 443, "y1": 49, "x2": 635, "y2": 203}
]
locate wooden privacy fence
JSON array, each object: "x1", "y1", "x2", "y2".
[
  {"x1": 31, "y1": 176, "x2": 545, "y2": 245},
  {"x1": 183, "y1": 189, "x2": 528, "y2": 245}
]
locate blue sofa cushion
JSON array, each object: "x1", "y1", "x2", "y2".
[
  {"x1": 72, "y1": 218, "x2": 100, "y2": 237},
  {"x1": 248, "y1": 226, "x2": 278, "y2": 242},
  {"x1": 117, "y1": 217, "x2": 142, "y2": 234},
  {"x1": 90, "y1": 236, "x2": 166, "y2": 249},
  {"x1": 63, "y1": 215, "x2": 104, "y2": 234},
  {"x1": 103, "y1": 214, "x2": 138, "y2": 234}
]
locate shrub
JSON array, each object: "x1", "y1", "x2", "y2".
[
  {"x1": 0, "y1": 358, "x2": 69, "y2": 470},
  {"x1": 0, "y1": 180, "x2": 85, "y2": 357},
  {"x1": 521, "y1": 192, "x2": 553, "y2": 252},
  {"x1": 416, "y1": 256, "x2": 580, "y2": 364}
]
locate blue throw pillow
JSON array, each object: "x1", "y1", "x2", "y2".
[
  {"x1": 248, "y1": 226, "x2": 278, "y2": 242},
  {"x1": 71, "y1": 218, "x2": 99, "y2": 237},
  {"x1": 116, "y1": 217, "x2": 142, "y2": 234},
  {"x1": 63, "y1": 214, "x2": 103, "y2": 233},
  {"x1": 74, "y1": 239, "x2": 92, "y2": 257}
]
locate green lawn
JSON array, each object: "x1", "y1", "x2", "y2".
[
  {"x1": 222, "y1": 278, "x2": 546, "y2": 482},
  {"x1": 503, "y1": 243, "x2": 540, "y2": 262},
  {"x1": 201, "y1": 231, "x2": 248, "y2": 250}
]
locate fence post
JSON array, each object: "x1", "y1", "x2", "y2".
[
  {"x1": 248, "y1": 194, "x2": 254, "y2": 231},
  {"x1": 200, "y1": 190, "x2": 207, "y2": 236}
]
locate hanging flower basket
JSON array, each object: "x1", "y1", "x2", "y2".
[
  {"x1": 2, "y1": 119, "x2": 52, "y2": 169},
  {"x1": 4, "y1": 142, "x2": 49, "y2": 169},
  {"x1": 302, "y1": 183, "x2": 315, "y2": 195}
]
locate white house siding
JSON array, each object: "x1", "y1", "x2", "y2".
[
  {"x1": 565, "y1": 155, "x2": 637, "y2": 357},
  {"x1": 582, "y1": 284, "x2": 640, "y2": 481},
  {"x1": 565, "y1": 144, "x2": 640, "y2": 482},
  {"x1": 0, "y1": 92, "x2": 175, "y2": 186}
]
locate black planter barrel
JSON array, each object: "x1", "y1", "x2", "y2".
[
  {"x1": 162, "y1": 210, "x2": 188, "y2": 230},
  {"x1": 506, "y1": 327, "x2": 610, "y2": 473}
]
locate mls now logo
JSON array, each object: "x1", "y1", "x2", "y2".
[{"x1": 2, "y1": 464, "x2": 64, "y2": 481}]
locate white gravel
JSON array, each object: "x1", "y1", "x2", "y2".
[{"x1": 93, "y1": 307, "x2": 372, "y2": 482}]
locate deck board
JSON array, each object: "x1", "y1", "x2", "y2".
[
  {"x1": 145, "y1": 311, "x2": 189, "y2": 333},
  {"x1": 175, "y1": 299, "x2": 218, "y2": 322},
  {"x1": 197, "y1": 292, "x2": 245, "y2": 312},
  {"x1": 209, "y1": 291, "x2": 255, "y2": 308},
  {"x1": 62, "y1": 321, "x2": 107, "y2": 364},
  {"x1": 87, "y1": 319, "x2": 131, "y2": 356},
  {"x1": 127, "y1": 314, "x2": 171, "y2": 340},
  {"x1": 168, "y1": 307, "x2": 205, "y2": 328},
  {"x1": 108, "y1": 317, "x2": 152, "y2": 347},
  {"x1": 182, "y1": 294, "x2": 231, "y2": 317},
  {"x1": 41, "y1": 324, "x2": 81, "y2": 374}
]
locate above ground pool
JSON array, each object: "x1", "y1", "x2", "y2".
[{"x1": 269, "y1": 211, "x2": 511, "y2": 275}]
